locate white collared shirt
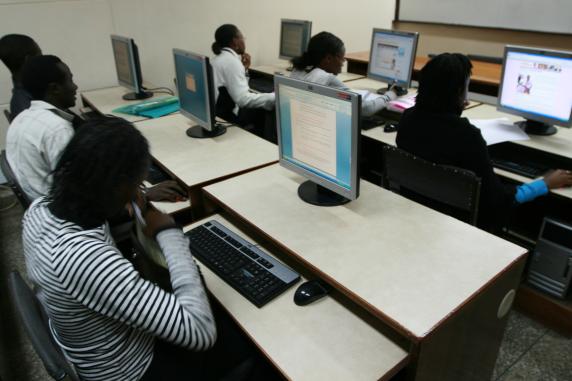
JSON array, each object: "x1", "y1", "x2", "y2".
[
  {"x1": 211, "y1": 48, "x2": 275, "y2": 114},
  {"x1": 6, "y1": 100, "x2": 75, "y2": 200}
]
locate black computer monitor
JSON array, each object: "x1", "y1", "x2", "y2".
[
  {"x1": 275, "y1": 76, "x2": 361, "y2": 206},
  {"x1": 367, "y1": 28, "x2": 419, "y2": 96},
  {"x1": 173, "y1": 49, "x2": 226, "y2": 139},
  {"x1": 279, "y1": 19, "x2": 312, "y2": 63},
  {"x1": 497, "y1": 45, "x2": 572, "y2": 136},
  {"x1": 110, "y1": 35, "x2": 152, "y2": 101}
]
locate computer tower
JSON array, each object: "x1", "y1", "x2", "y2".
[{"x1": 527, "y1": 218, "x2": 572, "y2": 299}]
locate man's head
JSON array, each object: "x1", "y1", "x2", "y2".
[
  {"x1": 0, "y1": 34, "x2": 41, "y2": 77},
  {"x1": 21, "y1": 55, "x2": 78, "y2": 109}
]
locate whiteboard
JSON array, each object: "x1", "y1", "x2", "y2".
[{"x1": 399, "y1": 0, "x2": 572, "y2": 34}]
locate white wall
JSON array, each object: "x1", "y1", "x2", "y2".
[{"x1": 0, "y1": 0, "x2": 395, "y2": 149}]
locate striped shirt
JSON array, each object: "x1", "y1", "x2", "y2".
[{"x1": 22, "y1": 198, "x2": 217, "y2": 381}]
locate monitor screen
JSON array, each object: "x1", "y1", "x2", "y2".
[
  {"x1": 498, "y1": 46, "x2": 572, "y2": 127},
  {"x1": 111, "y1": 35, "x2": 137, "y2": 91},
  {"x1": 173, "y1": 49, "x2": 214, "y2": 130},
  {"x1": 279, "y1": 19, "x2": 312, "y2": 60},
  {"x1": 367, "y1": 29, "x2": 418, "y2": 88},
  {"x1": 275, "y1": 76, "x2": 360, "y2": 203}
]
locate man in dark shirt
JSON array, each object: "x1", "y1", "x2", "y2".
[
  {"x1": 397, "y1": 53, "x2": 572, "y2": 232},
  {"x1": 0, "y1": 34, "x2": 42, "y2": 121}
]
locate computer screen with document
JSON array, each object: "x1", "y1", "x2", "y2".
[{"x1": 275, "y1": 76, "x2": 360, "y2": 206}]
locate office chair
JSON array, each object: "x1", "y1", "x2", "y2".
[
  {"x1": 1, "y1": 150, "x2": 31, "y2": 208},
  {"x1": 3, "y1": 109, "x2": 12, "y2": 123},
  {"x1": 8, "y1": 271, "x2": 81, "y2": 381},
  {"x1": 382, "y1": 145, "x2": 482, "y2": 225}
]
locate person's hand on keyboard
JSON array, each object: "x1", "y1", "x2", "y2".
[
  {"x1": 544, "y1": 169, "x2": 572, "y2": 189},
  {"x1": 146, "y1": 180, "x2": 188, "y2": 202}
]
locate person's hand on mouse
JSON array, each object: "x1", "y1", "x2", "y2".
[
  {"x1": 544, "y1": 169, "x2": 572, "y2": 189},
  {"x1": 145, "y1": 181, "x2": 188, "y2": 202}
]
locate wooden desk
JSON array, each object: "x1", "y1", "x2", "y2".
[
  {"x1": 81, "y1": 86, "x2": 172, "y2": 123},
  {"x1": 203, "y1": 164, "x2": 526, "y2": 380},
  {"x1": 184, "y1": 214, "x2": 409, "y2": 381},
  {"x1": 345, "y1": 52, "x2": 502, "y2": 95},
  {"x1": 251, "y1": 64, "x2": 364, "y2": 83},
  {"x1": 134, "y1": 113, "x2": 278, "y2": 216}
]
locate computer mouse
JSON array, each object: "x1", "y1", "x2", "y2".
[
  {"x1": 293, "y1": 280, "x2": 330, "y2": 306},
  {"x1": 384, "y1": 123, "x2": 398, "y2": 133}
]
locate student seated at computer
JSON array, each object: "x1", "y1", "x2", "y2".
[
  {"x1": 211, "y1": 24, "x2": 275, "y2": 134},
  {"x1": 396, "y1": 53, "x2": 572, "y2": 232},
  {"x1": 0, "y1": 34, "x2": 42, "y2": 120},
  {"x1": 6, "y1": 55, "x2": 186, "y2": 203},
  {"x1": 289, "y1": 31, "x2": 396, "y2": 117}
]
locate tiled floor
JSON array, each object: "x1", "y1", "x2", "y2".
[{"x1": 1, "y1": 197, "x2": 571, "y2": 380}]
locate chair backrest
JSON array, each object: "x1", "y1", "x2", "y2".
[
  {"x1": 1, "y1": 150, "x2": 31, "y2": 208},
  {"x1": 382, "y1": 145, "x2": 482, "y2": 225},
  {"x1": 215, "y1": 86, "x2": 239, "y2": 124},
  {"x1": 4, "y1": 109, "x2": 12, "y2": 123},
  {"x1": 8, "y1": 271, "x2": 79, "y2": 381}
]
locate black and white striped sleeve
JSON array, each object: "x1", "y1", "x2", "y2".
[{"x1": 61, "y1": 228, "x2": 217, "y2": 351}]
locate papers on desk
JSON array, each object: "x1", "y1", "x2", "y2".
[
  {"x1": 352, "y1": 90, "x2": 416, "y2": 113},
  {"x1": 470, "y1": 118, "x2": 530, "y2": 146}
]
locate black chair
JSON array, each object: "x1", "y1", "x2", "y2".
[
  {"x1": 1, "y1": 150, "x2": 31, "y2": 208},
  {"x1": 382, "y1": 145, "x2": 482, "y2": 225},
  {"x1": 4, "y1": 109, "x2": 12, "y2": 123},
  {"x1": 8, "y1": 271, "x2": 80, "y2": 381}
]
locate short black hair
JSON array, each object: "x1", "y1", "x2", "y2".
[
  {"x1": 212, "y1": 24, "x2": 239, "y2": 55},
  {"x1": 415, "y1": 53, "x2": 473, "y2": 113},
  {"x1": 49, "y1": 117, "x2": 150, "y2": 228},
  {"x1": 0, "y1": 34, "x2": 40, "y2": 74},
  {"x1": 291, "y1": 31, "x2": 344, "y2": 71},
  {"x1": 20, "y1": 55, "x2": 66, "y2": 100}
]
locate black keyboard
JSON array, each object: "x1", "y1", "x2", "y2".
[
  {"x1": 249, "y1": 77, "x2": 274, "y2": 93},
  {"x1": 491, "y1": 158, "x2": 547, "y2": 179},
  {"x1": 186, "y1": 220, "x2": 300, "y2": 307},
  {"x1": 361, "y1": 115, "x2": 386, "y2": 130}
]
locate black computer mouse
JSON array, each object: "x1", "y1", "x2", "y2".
[
  {"x1": 293, "y1": 280, "x2": 330, "y2": 306},
  {"x1": 384, "y1": 123, "x2": 398, "y2": 133}
]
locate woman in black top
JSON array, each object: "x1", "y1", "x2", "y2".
[{"x1": 396, "y1": 53, "x2": 572, "y2": 232}]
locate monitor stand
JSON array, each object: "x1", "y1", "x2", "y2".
[
  {"x1": 122, "y1": 90, "x2": 153, "y2": 101},
  {"x1": 186, "y1": 123, "x2": 227, "y2": 139},
  {"x1": 377, "y1": 84, "x2": 408, "y2": 97},
  {"x1": 298, "y1": 180, "x2": 350, "y2": 207},
  {"x1": 516, "y1": 120, "x2": 557, "y2": 136}
]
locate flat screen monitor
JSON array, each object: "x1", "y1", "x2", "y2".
[
  {"x1": 110, "y1": 35, "x2": 152, "y2": 100},
  {"x1": 173, "y1": 49, "x2": 226, "y2": 138},
  {"x1": 279, "y1": 19, "x2": 312, "y2": 61},
  {"x1": 367, "y1": 28, "x2": 419, "y2": 96},
  {"x1": 497, "y1": 45, "x2": 572, "y2": 136},
  {"x1": 275, "y1": 75, "x2": 360, "y2": 206}
]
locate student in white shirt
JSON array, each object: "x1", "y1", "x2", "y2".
[
  {"x1": 211, "y1": 24, "x2": 274, "y2": 137},
  {"x1": 6, "y1": 55, "x2": 187, "y2": 203},
  {"x1": 290, "y1": 32, "x2": 397, "y2": 117}
]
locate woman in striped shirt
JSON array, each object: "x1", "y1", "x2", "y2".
[{"x1": 22, "y1": 117, "x2": 218, "y2": 381}]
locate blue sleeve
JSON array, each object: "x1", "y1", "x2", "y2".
[{"x1": 515, "y1": 179, "x2": 548, "y2": 203}]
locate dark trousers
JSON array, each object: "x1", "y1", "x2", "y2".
[{"x1": 140, "y1": 301, "x2": 282, "y2": 381}]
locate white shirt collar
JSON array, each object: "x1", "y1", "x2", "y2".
[
  {"x1": 222, "y1": 47, "x2": 240, "y2": 59},
  {"x1": 29, "y1": 100, "x2": 75, "y2": 122}
]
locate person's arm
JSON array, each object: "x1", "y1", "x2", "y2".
[
  {"x1": 63, "y1": 215, "x2": 217, "y2": 351},
  {"x1": 516, "y1": 170, "x2": 572, "y2": 203},
  {"x1": 224, "y1": 57, "x2": 275, "y2": 110},
  {"x1": 361, "y1": 91, "x2": 396, "y2": 117},
  {"x1": 43, "y1": 125, "x2": 74, "y2": 170}
]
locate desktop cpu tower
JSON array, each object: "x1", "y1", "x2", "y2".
[{"x1": 526, "y1": 218, "x2": 572, "y2": 299}]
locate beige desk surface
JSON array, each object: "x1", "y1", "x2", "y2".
[
  {"x1": 251, "y1": 64, "x2": 364, "y2": 83},
  {"x1": 204, "y1": 164, "x2": 526, "y2": 340},
  {"x1": 134, "y1": 113, "x2": 277, "y2": 188},
  {"x1": 81, "y1": 86, "x2": 172, "y2": 123},
  {"x1": 462, "y1": 104, "x2": 572, "y2": 161},
  {"x1": 184, "y1": 214, "x2": 408, "y2": 381}
]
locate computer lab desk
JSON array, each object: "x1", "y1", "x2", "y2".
[
  {"x1": 250, "y1": 63, "x2": 365, "y2": 83},
  {"x1": 199, "y1": 164, "x2": 527, "y2": 381},
  {"x1": 81, "y1": 85, "x2": 170, "y2": 123},
  {"x1": 133, "y1": 113, "x2": 278, "y2": 218}
]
